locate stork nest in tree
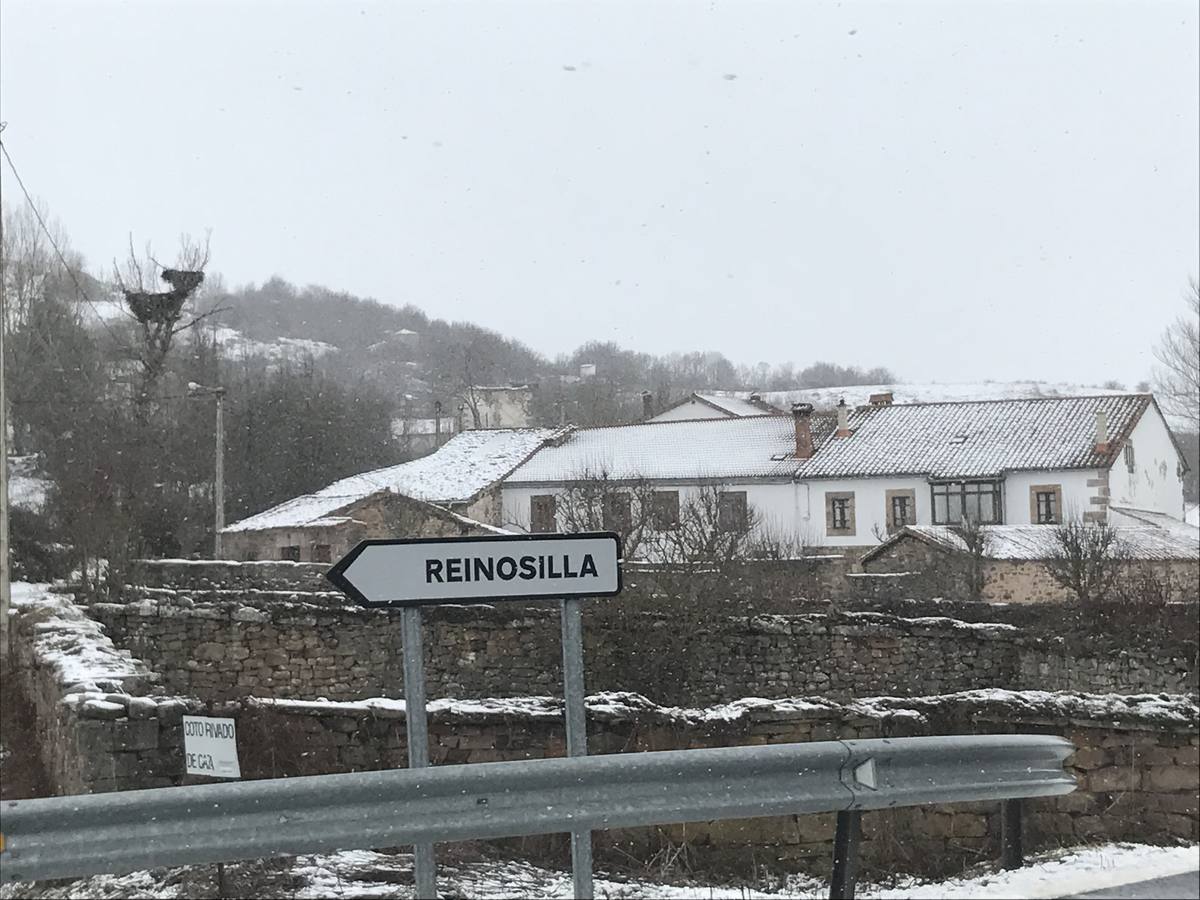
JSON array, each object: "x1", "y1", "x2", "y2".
[{"x1": 123, "y1": 269, "x2": 205, "y2": 325}]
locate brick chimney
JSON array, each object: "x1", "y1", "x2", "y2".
[
  {"x1": 1094, "y1": 409, "x2": 1109, "y2": 453},
  {"x1": 836, "y1": 398, "x2": 851, "y2": 437},
  {"x1": 641, "y1": 391, "x2": 654, "y2": 420},
  {"x1": 792, "y1": 402, "x2": 815, "y2": 459}
]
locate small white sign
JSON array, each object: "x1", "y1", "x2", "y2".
[{"x1": 182, "y1": 715, "x2": 241, "y2": 779}]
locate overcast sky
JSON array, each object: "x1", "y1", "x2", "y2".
[{"x1": 2, "y1": 0, "x2": 1197, "y2": 386}]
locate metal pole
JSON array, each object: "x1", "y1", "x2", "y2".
[
  {"x1": 560, "y1": 596, "x2": 594, "y2": 900},
  {"x1": 1000, "y1": 798, "x2": 1023, "y2": 870},
  {"x1": 829, "y1": 809, "x2": 862, "y2": 900},
  {"x1": 213, "y1": 391, "x2": 224, "y2": 559},
  {"x1": 401, "y1": 605, "x2": 436, "y2": 899},
  {"x1": 0, "y1": 156, "x2": 9, "y2": 665}
]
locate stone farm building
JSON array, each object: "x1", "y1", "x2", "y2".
[
  {"x1": 859, "y1": 513, "x2": 1200, "y2": 602},
  {"x1": 222, "y1": 428, "x2": 561, "y2": 563},
  {"x1": 501, "y1": 394, "x2": 1192, "y2": 554}
]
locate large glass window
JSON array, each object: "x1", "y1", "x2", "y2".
[{"x1": 931, "y1": 481, "x2": 1003, "y2": 525}]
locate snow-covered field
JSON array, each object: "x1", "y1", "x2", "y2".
[{"x1": 1, "y1": 843, "x2": 1195, "y2": 900}]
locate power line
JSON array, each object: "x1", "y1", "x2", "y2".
[{"x1": 0, "y1": 137, "x2": 133, "y2": 354}]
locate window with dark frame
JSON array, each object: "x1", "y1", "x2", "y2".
[
  {"x1": 1035, "y1": 490, "x2": 1059, "y2": 525},
  {"x1": 530, "y1": 494, "x2": 557, "y2": 533},
  {"x1": 717, "y1": 490, "x2": 748, "y2": 532},
  {"x1": 652, "y1": 490, "x2": 680, "y2": 530},
  {"x1": 931, "y1": 481, "x2": 1003, "y2": 525},
  {"x1": 312, "y1": 544, "x2": 332, "y2": 563},
  {"x1": 831, "y1": 497, "x2": 851, "y2": 530},
  {"x1": 891, "y1": 494, "x2": 913, "y2": 528},
  {"x1": 1124, "y1": 442, "x2": 1135, "y2": 473},
  {"x1": 279, "y1": 545, "x2": 301, "y2": 562},
  {"x1": 602, "y1": 493, "x2": 632, "y2": 533}
]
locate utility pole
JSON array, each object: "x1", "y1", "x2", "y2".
[
  {"x1": 214, "y1": 390, "x2": 224, "y2": 558},
  {"x1": 188, "y1": 382, "x2": 226, "y2": 559},
  {"x1": 0, "y1": 141, "x2": 9, "y2": 663}
]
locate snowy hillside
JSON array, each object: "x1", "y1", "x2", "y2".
[
  {"x1": 714, "y1": 381, "x2": 1142, "y2": 411},
  {"x1": 76, "y1": 298, "x2": 337, "y2": 363}
]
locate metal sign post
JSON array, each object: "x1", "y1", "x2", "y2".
[
  {"x1": 400, "y1": 605, "x2": 436, "y2": 899},
  {"x1": 326, "y1": 531, "x2": 622, "y2": 900},
  {"x1": 560, "y1": 596, "x2": 593, "y2": 899}
]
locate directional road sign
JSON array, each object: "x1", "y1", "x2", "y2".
[{"x1": 326, "y1": 532, "x2": 622, "y2": 607}]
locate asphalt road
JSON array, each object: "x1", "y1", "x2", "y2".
[{"x1": 1068, "y1": 870, "x2": 1200, "y2": 899}]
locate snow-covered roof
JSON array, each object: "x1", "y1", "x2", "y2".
[
  {"x1": 795, "y1": 394, "x2": 1153, "y2": 480},
  {"x1": 506, "y1": 395, "x2": 1156, "y2": 486},
  {"x1": 225, "y1": 428, "x2": 560, "y2": 533},
  {"x1": 713, "y1": 381, "x2": 1141, "y2": 412},
  {"x1": 504, "y1": 415, "x2": 804, "y2": 484},
  {"x1": 868, "y1": 523, "x2": 1200, "y2": 562}
]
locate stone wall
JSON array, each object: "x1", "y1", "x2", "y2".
[
  {"x1": 233, "y1": 690, "x2": 1200, "y2": 874},
  {"x1": 90, "y1": 587, "x2": 1031, "y2": 705},
  {"x1": 89, "y1": 578, "x2": 1197, "y2": 705},
  {"x1": 5, "y1": 586, "x2": 201, "y2": 795}
]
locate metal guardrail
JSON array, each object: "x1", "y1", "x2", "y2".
[{"x1": 0, "y1": 734, "x2": 1075, "y2": 889}]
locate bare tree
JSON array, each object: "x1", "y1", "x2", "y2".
[
  {"x1": 1153, "y1": 280, "x2": 1200, "y2": 432},
  {"x1": 554, "y1": 468, "x2": 660, "y2": 561},
  {"x1": 949, "y1": 515, "x2": 991, "y2": 602},
  {"x1": 115, "y1": 234, "x2": 216, "y2": 409},
  {"x1": 1045, "y1": 518, "x2": 1128, "y2": 604}
]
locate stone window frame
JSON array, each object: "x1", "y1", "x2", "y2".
[
  {"x1": 279, "y1": 545, "x2": 301, "y2": 562},
  {"x1": 885, "y1": 488, "x2": 917, "y2": 532},
  {"x1": 311, "y1": 543, "x2": 332, "y2": 563},
  {"x1": 717, "y1": 491, "x2": 749, "y2": 532},
  {"x1": 530, "y1": 494, "x2": 557, "y2": 533},
  {"x1": 825, "y1": 491, "x2": 856, "y2": 536},
  {"x1": 1029, "y1": 484, "x2": 1063, "y2": 525}
]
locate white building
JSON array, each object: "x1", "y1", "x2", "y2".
[
  {"x1": 501, "y1": 394, "x2": 1191, "y2": 553},
  {"x1": 460, "y1": 385, "x2": 536, "y2": 430},
  {"x1": 649, "y1": 392, "x2": 783, "y2": 422}
]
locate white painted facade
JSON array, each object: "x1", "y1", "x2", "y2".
[
  {"x1": 500, "y1": 400, "x2": 1190, "y2": 556},
  {"x1": 1106, "y1": 403, "x2": 1186, "y2": 518},
  {"x1": 502, "y1": 462, "x2": 1183, "y2": 556},
  {"x1": 461, "y1": 386, "x2": 535, "y2": 430},
  {"x1": 650, "y1": 398, "x2": 734, "y2": 422}
]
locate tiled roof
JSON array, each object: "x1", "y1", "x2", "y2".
[
  {"x1": 694, "y1": 393, "x2": 782, "y2": 417},
  {"x1": 873, "y1": 523, "x2": 1199, "y2": 562},
  {"x1": 796, "y1": 395, "x2": 1152, "y2": 480},
  {"x1": 225, "y1": 428, "x2": 560, "y2": 533},
  {"x1": 504, "y1": 416, "x2": 802, "y2": 484}
]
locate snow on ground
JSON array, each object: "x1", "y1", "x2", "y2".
[
  {"x1": 7, "y1": 455, "x2": 50, "y2": 513},
  {"x1": 210, "y1": 326, "x2": 337, "y2": 362},
  {"x1": 2, "y1": 843, "x2": 1196, "y2": 900}
]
